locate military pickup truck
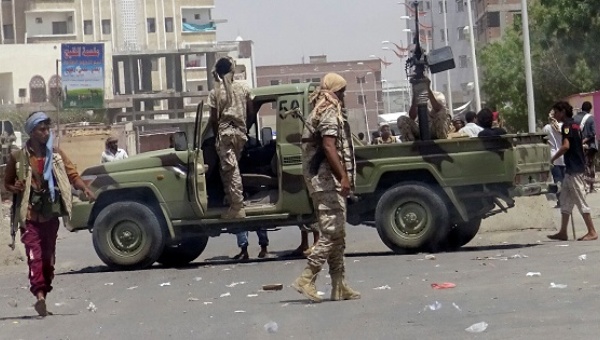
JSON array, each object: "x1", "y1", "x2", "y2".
[{"x1": 67, "y1": 83, "x2": 554, "y2": 270}]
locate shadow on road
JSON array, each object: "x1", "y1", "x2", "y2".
[
  {"x1": 0, "y1": 313, "x2": 77, "y2": 321},
  {"x1": 57, "y1": 243, "x2": 541, "y2": 275}
]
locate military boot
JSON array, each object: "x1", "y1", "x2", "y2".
[
  {"x1": 330, "y1": 272, "x2": 361, "y2": 301},
  {"x1": 292, "y1": 265, "x2": 322, "y2": 302},
  {"x1": 221, "y1": 206, "x2": 246, "y2": 219}
]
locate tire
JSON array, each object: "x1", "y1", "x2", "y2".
[
  {"x1": 443, "y1": 218, "x2": 482, "y2": 251},
  {"x1": 157, "y1": 236, "x2": 209, "y2": 267},
  {"x1": 375, "y1": 183, "x2": 449, "y2": 253},
  {"x1": 92, "y1": 201, "x2": 166, "y2": 270}
]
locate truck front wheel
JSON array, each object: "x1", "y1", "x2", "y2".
[
  {"x1": 375, "y1": 183, "x2": 449, "y2": 253},
  {"x1": 157, "y1": 236, "x2": 209, "y2": 267},
  {"x1": 443, "y1": 218, "x2": 482, "y2": 251},
  {"x1": 92, "y1": 201, "x2": 166, "y2": 270}
]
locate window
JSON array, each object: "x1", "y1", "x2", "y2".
[
  {"x1": 488, "y1": 11, "x2": 500, "y2": 28},
  {"x1": 376, "y1": 92, "x2": 382, "y2": 102},
  {"x1": 3, "y1": 24, "x2": 14, "y2": 40},
  {"x1": 52, "y1": 21, "x2": 68, "y2": 35},
  {"x1": 194, "y1": 14, "x2": 201, "y2": 20},
  {"x1": 358, "y1": 95, "x2": 367, "y2": 105},
  {"x1": 151, "y1": 58, "x2": 158, "y2": 71},
  {"x1": 305, "y1": 78, "x2": 311, "y2": 83},
  {"x1": 147, "y1": 18, "x2": 156, "y2": 33},
  {"x1": 438, "y1": 1, "x2": 446, "y2": 13},
  {"x1": 197, "y1": 85, "x2": 204, "y2": 91},
  {"x1": 356, "y1": 76, "x2": 366, "y2": 84},
  {"x1": 457, "y1": 0, "x2": 464, "y2": 12},
  {"x1": 270, "y1": 80, "x2": 280, "y2": 86},
  {"x1": 291, "y1": 79, "x2": 300, "y2": 83},
  {"x1": 182, "y1": 18, "x2": 187, "y2": 23},
  {"x1": 35, "y1": 17, "x2": 43, "y2": 24},
  {"x1": 459, "y1": 55, "x2": 468, "y2": 68},
  {"x1": 84, "y1": 20, "x2": 93, "y2": 35},
  {"x1": 427, "y1": 30, "x2": 432, "y2": 40},
  {"x1": 425, "y1": 1, "x2": 431, "y2": 10},
  {"x1": 102, "y1": 19, "x2": 111, "y2": 35},
  {"x1": 439, "y1": 28, "x2": 449, "y2": 42},
  {"x1": 18, "y1": 88, "x2": 26, "y2": 98},
  {"x1": 311, "y1": 78, "x2": 321, "y2": 83},
  {"x1": 165, "y1": 17, "x2": 174, "y2": 32},
  {"x1": 457, "y1": 27, "x2": 466, "y2": 40}
]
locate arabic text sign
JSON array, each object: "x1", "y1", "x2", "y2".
[{"x1": 61, "y1": 43, "x2": 105, "y2": 109}]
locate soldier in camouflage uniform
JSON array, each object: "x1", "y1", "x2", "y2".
[
  {"x1": 208, "y1": 56, "x2": 253, "y2": 219},
  {"x1": 397, "y1": 76, "x2": 449, "y2": 142},
  {"x1": 292, "y1": 73, "x2": 361, "y2": 302}
]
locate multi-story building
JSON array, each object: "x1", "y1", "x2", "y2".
[
  {"x1": 473, "y1": 0, "x2": 522, "y2": 45},
  {"x1": 256, "y1": 55, "x2": 383, "y2": 138}
]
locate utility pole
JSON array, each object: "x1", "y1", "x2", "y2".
[
  {"x1": 55, "y1": 59, "x2": 62, "y2": 147},
  {"x1": 465, "y1": 0, "x2": 481, "y2": 112},
  {"x1": 521, "y1": 0, "x2": 536, "y2": 132},
  {"x1": 442, "y1": 0, "x2": 453, "y2": 114}
]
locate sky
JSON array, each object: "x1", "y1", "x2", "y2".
[{"x1": 214, "y1": 0, "x2": 410, "y2": 82}]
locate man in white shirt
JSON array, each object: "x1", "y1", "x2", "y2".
[
  {"x1": 101, "y1": 136, "x2": 128, "y2": 163},
  {"x1": 542, "y1": 110, "x2": 565, "y2": 208},
  {"x1": 458, "y1": 111, "x2": 484, "y2": 137}
]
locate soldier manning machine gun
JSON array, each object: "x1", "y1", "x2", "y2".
[{"x1": 405, "y1": 0, "x2": 456, "y2": 140}]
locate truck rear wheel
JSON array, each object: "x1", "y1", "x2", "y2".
[
  {"x1": 93, "y1": 201, "x2": 166, "y2": 270},
  {"x1": 375, "y1": 183, "x2": 449, "y2": 253},
  {"x1": 157, "y1": 236, "x2": 209, "y2": 267},
  {"x1": 444, "y1": 218, "x2": 482, "y2": 251}
]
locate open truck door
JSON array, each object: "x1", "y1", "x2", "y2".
[{"x1": 188, "y1": 101, "x2": 209, "y2": 215}]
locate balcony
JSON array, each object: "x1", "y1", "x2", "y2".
[{"x1": 25, "y1": 10, "x2": 76, "y2": 38}]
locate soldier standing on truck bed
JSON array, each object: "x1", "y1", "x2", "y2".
[
  {"x1": 292, "y1": 73, "x2": 361, "y2": 303},
  {"x1": 208, "y1": 56, "x2": 253, "y2": 219}
]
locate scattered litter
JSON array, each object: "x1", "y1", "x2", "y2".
[
  {"x1": 353, "y1": 260, "x2": 360, "y2": 263},
  {"x1": 234, "y1": 310, "x2": 246, "y2": 313},
  {"x1": 247, "y1": 294, "x2": 258, "y2": 298},
  {"x1": 12, "y1": 321, "x2": 18, "y2": 324},
  {"x1": 526, "y1": 272, "x2": 541, "y2": 277},
  {"x1": 104, "y1": 282, "x2": 114, "y2": 286},
  {"x1": 374, "y1": 285, "x2": 391, "y2": 290},
  {"x1": 452, "y1": 303, "x2": 462, "y2": 311},
  {"x1": 550, "y1": 282, "x2": 568, "y2": 289},
  {"x1": 127, "y1": 286, "x2": 138, "y2": 290},
  {"x1": 435, "y1": 264, "x2": 440, "y2": 268},
  {"x1": 431, "y1": 282, "x2": 456, "y2": 289},
  {"x1": 281, "y1": 303, "x2": 289, "y2": 307},
  {"x1": 465, "y1": 322, "x2": 488, "y2": 333},
  {"x1": 427, "y1": 301, "x2": 442, "y2": 311},
  {"x1": 317, "y1": 291, "x2": 325, "y2": 296},
  {"x1": 556, "y1": 244, "x2": 569, "y2": 247},
  {"x1": 111, "y1": 299, "x2": 120, "y2": 303},
  {"x1": 425, "y1": 255, "x2": 436, "y2": 260},
  {"x1": 510, "y1": 254, "x2": 528, "y2": 259},
  {"x1": 264, "y1": 321, "x2": 279, "y2": 333},
  {"x1": 226, "y1": 281, "x2": 246, "y2": 288},
  {"x1": 203, "y1": 302, "x2": 213, "y2": 305},
  {"x1": 474, "y1": 256, "x2": 508, "y2": 261},
  {"x1": 187, "y1": 297, "x2": 199, "y2": 302},
  {"x1": 262, "y1": 284, "x2": 284, "y2": 291},
  {"x1": 87, "y1": 302, "x2": 97, "y2": 313},
  {"x1": 220, "y1": 292, "x2": 231, "y2": 298},
  {"x1": 193, "y1": 277, "x2": 203, "y2": 282},
  {"x1": 7, "y1": 299, "x2": 17, "y2": 308},
  {"x1": 284, "y1": 262, "x2": 292, "y2": 265},
  {"x1": 222, "y1": 268, "x2": 232, "y2": 271},
  {"x1": 160, "y1": 282, "x2": 171, "y2": 287},
  {"x1": 578, "y1": 254, "x2": 587, "y2": 261}
]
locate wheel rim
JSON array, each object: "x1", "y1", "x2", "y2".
[
  {"x1": 391, "y1": 200, "x2": 430, "y2": 239},
  {"x1": 109, "y1": 221, "x2": 145, "y2": 257}
]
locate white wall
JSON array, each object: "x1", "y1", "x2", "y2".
[
  {"x1": 0, "y1": 73, "x2": 14, "y2": 104},
  {"x1": 25, "y1": 11, "x2": 76, "y2": 36},
  {"x1": 181, "y1": 8, "x2": 212, "y2": 26}
]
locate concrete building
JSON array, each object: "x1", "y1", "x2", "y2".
[
  {"x1": 474, "y1": 0, "x2": 523, "y2": 45},
  {"x1": 256, "y1": 56, "x2": 383, "y2": 137}
]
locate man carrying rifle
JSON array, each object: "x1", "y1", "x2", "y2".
[
  {"x1": 4, "y1": 112, "x2": 95, "y2": 317},
  {"x1": 292, "y1": 73, "x2": 361, "y2": 303}
]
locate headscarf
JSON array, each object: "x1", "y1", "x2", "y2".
[
  {"x1": 25, "y1": 112, "x2": 57, "y2": 202},
  {"x1": 105, "y1": 135, "x2": 118, "y2": 148},
  {"x1": 309, "y1": 73, "x2": 347, "y2": 116},
  {"x1": 549, "y1": 110, "x2": 560, "y2": 132},
  {"x1": 212, "y1": 56, "x2": 236, "y2": 116}
]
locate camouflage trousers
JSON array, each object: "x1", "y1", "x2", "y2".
[
  {"x1": 397, "y1": 110, "x2": 449, "y2": 142},
  {"x1": 307, "y1": 191, "x2": 347, "y2": 274},
  {"x1": 216, "y1": 131, "x2": 247, "y2": 208}
]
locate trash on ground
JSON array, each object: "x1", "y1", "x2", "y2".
[
  {"x1": 425, "y1": 255, "x2": 436, "y2": 260},
  {"x1": 431, "y1": 282, "x2": 456, "y2": 289},
  {"x1": 452, "y1": 302, "x2": 462, "y2": 311},
  {"x1": 7, "y1": 299, "x2": 17, "y2": 308},
  {"x1": 281, "y1": 303, "x2": 289, "y2": 307},
  {"x1": 160, "y1": 282, "x2": 171, "y2": 287},
  {"x1": 226, "y1": 281, "x2": 246, "y2": 288},
  {"x1": 353, "y1": 260, "x2": 360, "y2": 263},
  {"x1": 247, "y1": 294, "x2": 258, "y2": 297},
  {"x1": 104, "y1": 282, "x2": 114, "y2": 286},
  {"x1": 473, "y1": 256, "x2": 508, "y2": 261},
  {"x1": 264, "y1": 321, "x2": 279, "y2": 333},
  {"x1": 317, "y1": 291, "x2": 325, "y2": 296},
  {"x1": 87, "y1": 302, "x2": 97, "y2": 313},
  {"x1": 193, "y1": 277, "x2": 202, "y2": 281},
  {"x1": 465, "y1": 321, "x2": 488, "y2": 333},
  {"x1": 578, "y1": 254, "x2": 587, "y2": 261},
  {"x1": 187, "y1": 297, "x2": 199, "y2": 302},
  {"x1": 509, "y1": 254, "x2": 528, "y2": 259},
  {"x1": 373, "y1": 285, "x2": 391, "y2": 290},
  {"x1": 220, "y1": 292, "x2": 231, "y2": 298},
  {"x1": 284, "y1": 262, "x2": 292, "y2": 265},
  {"x1": 262, "y1": 284, "x2": 284, "y2": 291},
  {"x1": 427, "y1": 301, "x2": 442, "y2": 311},
  {"x1": 234, "y1": 310, "x2": 246, "y2": 313},
  {"x1": 549, "y1": 282, "x2": 567, "y2": 289},
  {"x1": 203, "y1": 302, "x2": 213, "y2": 305},
  {"x1": 556, "y1": 244, "x2": 569, "y2": 247},
  {"x1": 526, "y1": 272, "x2": 541, "y2": 277},
  {"x1": 222, "y1": 268, "x2": 232, "y2": 271},
  {"x1": 127, "y1": 286, "x2": 138, "y2": 290}
]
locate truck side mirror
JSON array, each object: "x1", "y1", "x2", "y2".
[
  {"x1": 261, "y1": 127, "x2": 273, "y2": 145},
  {"x1": 172, "y1": 132, "x2": 188, "y2": 151}
]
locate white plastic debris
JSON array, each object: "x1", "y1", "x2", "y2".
[
  {"x1": 465, "y1": 321, "x2": 488, "y2": 333},
  {"x1": 160, "y1": 282, "x2": 171, "y2": 287},
  {"x1": 284, "y1": 262, "x2": 292, "y2": 265},
  {"x1": 264, "y1": 321, "x2": 279, "y2": 333},
  {"x1": 87, "y1": 302, "x2": 97, "y2": 313},
  {"x1": 104, "y1": 282, "x2": 114, "y2": 286},
  {"x1": 353, "y1": 260, "x2": 360, "y2": 263},
  {"x1": 578, "y1": 254, "x2": 587, "y2": 261},
  {"x1": 425, "y1": 255, "x2": 436, "y2": 260},
  {"x1": 556, "y1": 244, "x2": 569, "y2": 247},
  {"x1": 127, "y1": 286, "x2": 138, "y2": 290},
  {"x1": 281, "y1": 303, "x2": 289, "y2": 307},
  {"x1": 226, "y1": 281, "x2": 246, "y2": 288},
  {"x1": 54, "y1": 302, "x2": 66, "y2": 307},
  {"x1": 247, "y1": 294, "x2": 258, "y2": 297},
  {"x1": 452, "y1": 303, "x2": 462, "y2": 311},
  {"x1": 510, "y1": 254, "x2": 528, "y2": 259},
  {"x1": 234, "y1": 310, "x2": 246, "y2": 313},
  {"x1": 373, "y1": 285, "x2": 391, "y2": 290},
  {"x1": 526, "y1": 272, "x2": 541, "y2": 277},
  {"x1": 193, "y1": 277, "x2": 203, "y2": 282},
  {"x1": 187, "y1": 297, "x2": 199, "y2": 302},
  {"x1": 222, "y1": 268, "x2": 232, "y2": 271},
  {"x1": 317, "y1": 291, "x2": 325, "y2": 296},
  {"x1": 549, "y1": 282, "x2": 568, "y2": 289},
  {"x1": 220, "y1": 292, "x2": 231, "y2": 298},
  {"x1": 427, "y1": 301, "x2": 442, "y2": 311},
  {"x1": 203, "y1": 302, "x2": 213, "y2": 305}
]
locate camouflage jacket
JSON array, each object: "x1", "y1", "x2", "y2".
[{"x1": 207, "y1": 81, "x2": 251, "y2": 135}]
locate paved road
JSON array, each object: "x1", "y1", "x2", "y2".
[{"x1": 1, "y1": 196, "x2": 600, "y2": 339}]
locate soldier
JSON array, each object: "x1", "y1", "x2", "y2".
[
  {"x1": 372, "y1": 123, "x2": 397, "y2": 145},
  {"x1": 397, "y1": 76, "x2": 449, "y2": 142},
  {"x1": 292, "y1": 73, "x2": 361, "y2": 302},
  {"x1": 100, "y1": 136, "x2": 128, "y2": 163},
  {"x1": 208, "y1": 56, "x2": 253, "y2": 219},
  {"x1": 574, "y1": 102, "x2": 597, "y2": 193},
  {"x1": 4, "y1": 112, "x2": 96, "y2": 317}
]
